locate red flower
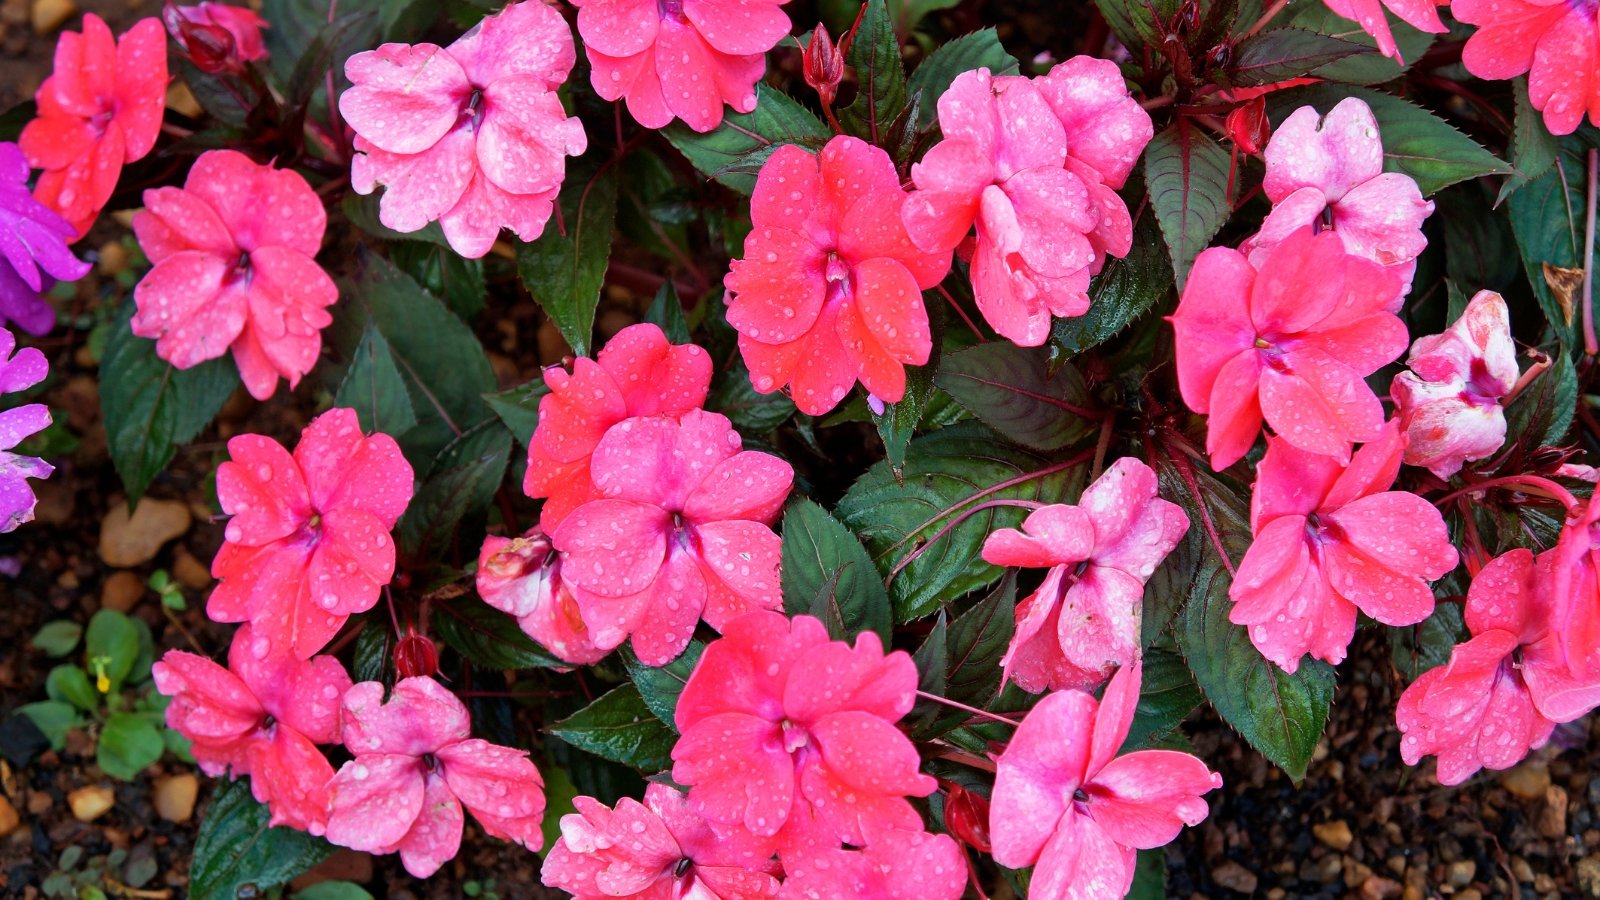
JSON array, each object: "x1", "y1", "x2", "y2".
[{"x1": 18, "y1": 15, "x2": 167, "y2": 237}]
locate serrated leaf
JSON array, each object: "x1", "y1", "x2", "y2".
[
  {"x1": 395, "y1": 419, "x2": 512, "y2": 559},
  {"x1": 1145, "y1": 121, "x2": 1234, "y2": 289},
  {"x1": 936, "y1": 343, "x2": 1097, "y2": 452},
  {"x1": 334, "y1": 324, "x2": 418, "y2": 436},
  {"x1": 1497, "y1": 77, "x2": 1560, "y2": 205},
  {"x1": 911, "y1": 573, "x2": 1016, "y2": 738},
  {"x1": 839, "y1": 0, "x2": 909, "y2": 141},
  {"x1": 547, "y1": 684, "x2": 676, "y2": 773},
  {"x1": 1052, "y1": 200, "x2": 1173, "y2": 355},
  {"x1": 1267, "y1": 83, "x2": 1510, "y2": 197},
  {"x1": 623, "y1": 642, "x2": 704, "y2": 733},
  {"x1": 100, "y1": 303, "x2": 239, "y2": 503},
  {"x1": 781, "y1": 498, "x2": 893, "y2": 641},
  {"x1": 98, "y1": 713, "x2": 165, "y2": 780},
  {"x1": 484, "y1": 379, "x2": 550, "y2": 447},
  {"x1": 905, "y1": 28, "x2": 1018, "y2": 129},
  {"x1": 1227, "y1": 27, "x2": 1368, "y2": 86},
  {"x1": 1121, "y1": 649, "x2": 1203, "y2": 751},
  {"x1": 1287, "y1": 2, "x2": 1434, "y2": 85},
  {"x1": 837, "y1": 422, "x2": 1086, "y2": 621},
  {"x1": 1507, "y1": 134, "x2": 1594, "y2": 342},
  {"x1": 190, "y1": 777, "x2": 334, "y2": 900},
  {"x1": 1389, "y1": 601, "x2": 1464, "y2": 681},
  {"x1": 391, "y1": 239, "x2": 486, "y2": 321},
  {"x1": 432, "y1": 597, "x2": 569, "y2": 670},
  {"x1": 517, "y1": 165, "x2": 619, "y2": 358},
  {"x1": 1093, "y1": 0, "x2": 1178, "y2": 53},
  {"x1": 664, "y1": 86, "x2": 831, "y2": 195},
  {"x1": 1506, "y1": 349, "x2": 1578, "y2": 450}
]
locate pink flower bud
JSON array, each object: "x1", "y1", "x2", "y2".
[
  {"x1": 803, "y1": 23, "x2": 844, "y2": 107},
  {"x1": 1225, "y1": 96, "x2": 1269, "y2": 155},
  {"x1": 163, "y1": 3, "x2": 239, "y2": 74},
  {"x1": 942, "y1": 783, "x2": 992, "y2": 853},
  {"x1": 394, "y1": 628, "x2": 438, "y2": 679}
]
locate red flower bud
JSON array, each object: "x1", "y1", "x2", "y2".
[
  {"x1": 1225, "y1": 96, "x2": 1270, "y2": 155},
  {"x1": 395, "y1": 628, "x2": 439, "y2": 679},
  {"x1": 803, "y1": 23, "x2": 845, "y2": 107},
  {"x1": 163, "y1": 3, "x2": 240, "y2": 75},
  {"x1": 942, "y1": 783, "x2": 992, "y2": 853}
]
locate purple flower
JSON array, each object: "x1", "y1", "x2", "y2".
[
  {"x1": 0, "y1": 142, "x2": 90, "y2": 335},
  {"x1": 0, "y1": 326, "x2": 54, "y2": 532}
]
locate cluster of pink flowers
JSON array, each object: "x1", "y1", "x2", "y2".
[{"x1": 489, "y1": 323, "x2": 793, "y2": 666}]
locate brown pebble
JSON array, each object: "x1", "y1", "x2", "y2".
[
  {"x1": 1446, "y1": 859, "x2": 1476, "y2": 887},
  {"x1": 1211, "y1": 861, "x2": 1257, "y2": 894},
  {"x1": 26, "y1": 791, "x2": 50, "y2": 816},
  {"x1": 96, "y1": 241, "x2": 128, "y2": 277},
  {"x1": 99, "y1": 498, "x2": 191, "y2": 567},
  {"x1": 0, "y1": 795, "x2": 19, "y2": 837},
  {"x1": 1512, "y1": 857, "x2": 1535, "y2": 883},
  {"x1": 165, "y1": 82, "x2": 203, "y2": 119},
  {"x1": 171, "y1": 546, "x2": 212, "y2": 590},
  {"x1": 100, "y1": 571, "x2": 145, "y2": 613},
  {"x1": 1539, "y1": 785, "x2": 1569, "y2": 838},
  {"x1": 1501, "y1": 763, "x2": 1551, "y2": 800},
  {"x1": 1314, "y1": 819, "x2": 1355, "y2": 851},
  {"x1": 152, "y1": 774, "x2": 198, "y2": 823},
  {"x1": 1577, "y1": 856, "x2": 1600, "y2": 898},
  {"x1": 29, "y1": 0, "x2": 74, "y2": 33},
  {"x1": 1457, "y1": 890, "x2": 1483, "y2": 900},
  {"x1": 1361, "y1": 877, "x2": 1403, "y2": 900},
  {"x1": 67, "y1": 785, "x2": 114, "y2": 822}
]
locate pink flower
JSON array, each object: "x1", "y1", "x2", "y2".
[
  {"x1": 208, "y1": 408, "x2": 415, "y2": 659},
  {"x1": 1243, "y1": 98, "x2": 1434, "y2": 294},
  {"x1": 477, "y1": 527, "x2": 605, "y2": 665},
  {"x1": 1394, "y1": 547, "x2": 1600, "y2": 783},
  {"x1": 1230, "y1": 422, "x2": 1458, "y2": 671},
  {"x1": 0, "y1": 328, "x2": 55, "y2": 532},
  {"x1": 980, "y1": 457, "x2": 1189, "y2": 693},
  {"x1": 551, "y1": 410, "x2": 792, "y2": 665},
  {"x1": 523, "y1": 322, "x2": 712, "y2": 533},
  {"x1": 1391, "y1": 290, "x2": 1518, "y2": 478},
  {"x1": 541, "y1": 782, "x2": 781, "y2": 899},
  {"x1": 1455, "y1": 0, "x2": 1600, "y2": 135},
  {"x1": 726, "y1": 137, "x2": 949, "y2": 415},
  {"x1": 902, "y1": 66, "x2": 1132, "y2": 346},
  {"x1": 1320, "y1": 0, "x2": 1446, "y2": 61},
  {"x1": 671, "y1": 612, "x2": 936, "y2": 862},
  {"x1": 990, "y1": 660, "x2": 1222, "y2": 899},
  {"x1": 152, "y1": 625, "x2": 351, "y2": 833},
  {"x1": 326, "y1": 676, "x2": 547, "y2": 878},
  {"x1": 571, "y1": 0, "x2": 792, "y2": 133},
  {"x1": 778, "y1": 824, "x2": 965, "y2": 900},
  {"x1": 131, "y1": 150, "x2": 337, "y2": 400},
  {"x1": 18, "y1": 15, "x2": 167, "y2": 237},
  {"x1": 340, "y1": 0, "x2": 587, "y2": 258},
  {"x1": 1550, "y1": 498, "x2": 1600, "y2": 681},
  {"x1": 1170, "y1": 227, "x2": 1408, "y2": 470}
]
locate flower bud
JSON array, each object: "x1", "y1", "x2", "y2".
[
  {"x1": 395, "y1": 628, "x2": 439, "y2": 679},
  {"x1": 804, "y1": 23, "x2": 845, "y2": 107},
  {"x1": 164, "y1": 4, "x2": 240, "y2": 75},
  {"x1": 1225, "y1": 96, "x2": 1270, "y2": 155},
  {"x1": 942, "y1": 783, "x2": 992, "y2": 853}
]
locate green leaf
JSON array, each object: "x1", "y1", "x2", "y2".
[
  {"x1": 86, "y1": 609, "x2": 141, "y2": 694},
  {"x1": 100, "y1": 303, "x2": 239, "y2": 502},
  {"x1": 391, "y1": 240, "x2": 487, "y2": 322},
  {"x1": 15, "y1": 701, "x2": 80, "y2": 750},
  {"x1": 350, "y1": 622, "x2": 390, "y2": 684},
  {"x1": 837, "y1": 422, "x2": 1085, "y2": 621},
  {"x1": 1227, "y1": 27, "x2": 1368, "y2": 86},
  {"x1": 547, "y1": 684, "x2": 676, "y2": 773},
  {"x1": 1129, "y1": 849, "x2": 1168, "y2": 900},
  {"x1": 623, "y1": 642, "x2": 704, "y2": 732},
  {"x1": 663, "y1": 86, "x2": 831, "y2": 195},
  {"x1": 190, "y1": 777, "x2": 335, "y2": 900},
  {"x1": 910, "y1": 573, "x2": 1016, "y2": 738},
  {"x1": 1052, "y1": 201, "x2": 1173, "y2": 355},
  {"x1": 1390, "y1": 600, "x2": 1465, "y2": 681},
  {"x1": 1164, "y1": 460, "x2": 1334, "y2": 781},
  {"x1": 433, "y1": 597, "x2": 569, "y2": 670},
  {"x1": 839, "y1": 0, "x2": 909, "y2": 141},
  {"x1": 484, "y1": 379, "x2": 551, "y2": 447},
  {"x1": 1267, "y1": 83, "x2": 1510, "y2": 197},
  {"x1": 516, "y1": 165, "x2": 620, "y2": 359},
  {"x1": 781, "y1": 498, "x2": 893, "y2": 642},
  {"x1": 935, "y1": 343, "x2": 1097, "y2": 452},
  {"x1": 1506, "y1": 348, "x2": 1578, "y2": 450},
  {"x1": 1121, "y1": 649, "x2": 1204, "y2": 751},
  {"x1": 905, "y1": 28, "x2": 1018, "y2": 129},
  {"x1": 644, "y1": 282, "x2": 692, "y2": 344},
  {"x1": 31, "y1": 621, "x2": 82, "y2": 658},
  {"x1": 1145, "y1": 121, "x2": 1234, "y2": 289},
  {"x1": 334, "y1": 252, "x2": 497, "y2": 463},
  {"x1": 395, "y1": 419, "x2": 513, "y2": 559},
  {"x1": 46, "y1": 665, "x2": 98, "y2": 712},
  {"x1": 538, "y1": 764, "x2": 581, "y2": 858},
  {"x1": 1287, "y1": 2, "x2": 1434, "y2": 85},
  {"x1": 335, "y1": 323, "x2": 419, "y2": 436},
  {"x1": 708, "y1": 361, "x2": 796, "y2": 433},
  {"x1": 293, "y1": 882, "x2": 376, "y2": 900},
  {"x1": 1092, "y1": 0, "x2": 1177, "y2": 52},
  {"x1": 1507, "y1": 134, "x2": 1593, "y2": 342},
  {"x1": 874, "y1": 303, "x2": 944, "y2": 468},
  {"x1": 1438, "y1": 185, "x2": 1521, "y2": 295},
  {"x1": 1497, "y1": 77, "x2": 1560, "y2": 205},
  {"x1": 341, "y1": 192, "x2": 449, "y2": 246},
  {"x1": 98, "y1": 713, "x2": 165, "y2": 780}
]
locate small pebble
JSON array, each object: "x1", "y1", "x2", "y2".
[
  {"x1": 0, "y1": 794, "x2": 18, "y2": 837},
  {"x1": 1211, "y1": 861, "x2": 1257, "y2": 894},
  {"x1": 1314, "y1": 819, "x2": 1354, "y2": 851},
  {"x1": 68, "y1": 785, "x2": 114, "y2": 822},
  {"x1": 152, "y1": 774, "x2": 198, "y2": 823}
]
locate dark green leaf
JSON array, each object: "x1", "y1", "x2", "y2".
[
  {"x1": 341, "y1": 193, "x2": 450, "y2": 246},
  {"x1": 623, "y1": 642, "x2": 704, "y2": 732},
  {"x1": 516, "y1": 165, "x2": 620, "y2": 358},
  {"x1": 1390, "y1": 601, "x2": 1465, "y2": 681},
  {"x1": 100, "y1": 303, "x2": 239, "y2": 502},
  {"x1": 1267, "y1": 83, "x2": 1510, "y2": 197},
  {"x1": 1498, "y1": 77, "x2": 1560, "y2": 205},
  {"x1": 484, "y1": 379, "x2": 551, "y2": 447},
  {"x1": 334, "y1": 324, "x2": 418, "y2": 437},
  {"x1": 837, "y1": 422, "x2": 1086, "y2": 620},
  {"x1": 1438, "y1": 185, "x2": 1520, "y2": 295},
  {"x1": 190, "y1": 777, "x2": 335, "y2": 900},
  {"x1": 1128, "y1": 849, "x2": 1168, "y2": 900},
  {"x1": 391, "y1": 240, "x2": 487, "y2": 321},
  {"x1": 781, "y1": 498, "x2": 893, "y2": 641},
  {"x1": 547, "y1": 684, "x2": 676, "y2": 773},
  {"x1": 644, "y1": 282, "x2": 692, "y2": 344},
  {"x1": 350, "y1": 623, "x2": 390, "y2": 684},
  {"x1": 839, "y1": 0, "x2": 909, "y2": 141},
  {"x1": 1507, "y1": 135, "x2": 1592, "y2": 342},
  {"x1": 1287, "y1": 2, "x2": 1434, "y2": 85},
  {"x1": 664, "y1": 86, "x2": 831, "y2": 195},
  {"x1": 433, "y1": 597, "x2": 569, "y2": 671},
  {"x1": 293, "y1": 882, "x2": 376, "y2": 900},
  {"x1": 1052, "y1": 201, "x2": 1173, "y2": 355},
  {"x1": 31, "y1": 621, "x2": 82, "y2": 658},
  {"x1": 708, "y1": 362, "x2": 796, "y2": 433},
  {"x1": 98, "y1": 713, "x2": 165, "y2": 780},
  {"x1": 1145, "y1": 121, "x2": 1234, "y2": 289},
  {"x1": 874, "y1": 302, "x2": 944, "y2": 468},
  {"x1": 0, "y1": 100, "x2": 36, "y2": 144},
  {"x1": 395, "y1": 420, "x2": 513, "y2": 559},
  {"x1": 1121, "y1": 649, "x2": 1204, "y2": 751},
  {"x1": 1506, "y1": 349, "x2": 1578, "y2": 450},
  {"x1": 1092, "y1": 0, "x2": 1177, "y2": 52},
  {"x1": 911, "y1": 573, "x2": 1016, "y2": 738},
  {"x1": 936, "y1": 343, "x2": 1097, "y2": 452},
  {"x1": 905, "y1": 28, "x2": 1018, "y2": 129},
  {"x1": 85, "y1": 610, "x2": 140, "y2": 694},
  {"x1": 1228, "y1": 27, "x2": 1367, "y2": 86},
  {"x1": 46, "y1": 665, "x2": 98, "y2": 712}
]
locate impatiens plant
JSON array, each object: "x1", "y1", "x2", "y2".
[{"x1": 3, "y1": 0, "x2": 1596, "y2": 896}]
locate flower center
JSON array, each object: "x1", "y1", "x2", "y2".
[
  {"x1": 1460, "y1": 357, "x2": 1502, "y2": 408},
  {"x1": 421, "y1": 752, "x2": 439, "y2": 772},
  {"x1": 1254, "y1": 336, "x2": 1290, "y2": 373},
  {"x1": 781, "y1": 719, "x2": 811, "y2": 754},
  {"x1": 226, "y1": 250, "x2": 252, "y2": 286},
  {"x1": 674, "y1": 858, "x2": 693, "y2": 878},
  {"x1": 658, "y1": 0, "x2": 686, "y2": 20}
]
